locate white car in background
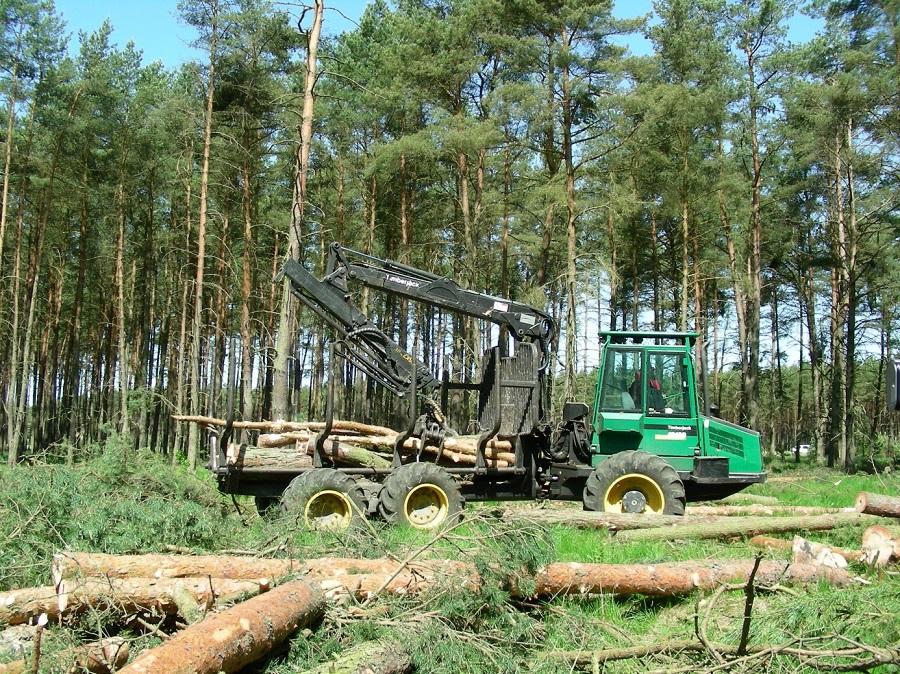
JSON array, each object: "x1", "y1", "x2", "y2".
[{"x1": 794, "y1": 444, "x2": 811, "y2": 457}]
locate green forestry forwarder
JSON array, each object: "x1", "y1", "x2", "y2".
[{"x1": 208, "y1": 243, "x2": 765, "y2": 529}]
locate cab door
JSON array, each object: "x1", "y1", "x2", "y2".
[
  {"x1": 640, "y1": 350, "x2": 699, "y2": 463},
  {"x1": 591, "y1": 347, "x2": 643, "y2": 459}
]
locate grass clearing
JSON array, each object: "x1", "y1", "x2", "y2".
[{"x1": 1, "y1": 443, "x2": 898, "y2": 672}]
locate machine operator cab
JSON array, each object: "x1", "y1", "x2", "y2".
[
  {"x1": 588, "y1": 331, "x2": 764, "y2": 502},
  {"x1": 593, "y1": 332, "x2": 699, "y2": 462}
]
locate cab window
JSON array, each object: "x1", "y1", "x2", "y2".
[
  {"x1": 646, "y1": 352, "x2": 690, "y2": 417},
  {"x1": 599, "y1": 349, "x2": 641, "y2": 412}
]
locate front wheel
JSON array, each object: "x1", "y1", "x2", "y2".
[
  {"x1": 378, "y1": 463, "x2": 463, "y2": 529},
  {"x1": 281, "y1": 468, "x2": 368, "y2": 530},
  {"x1": 583, "y1": 450, "x2": 685, "y2": 515}
]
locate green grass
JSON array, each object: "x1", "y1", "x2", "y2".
[{"x1": 1, "y1": 442, "x2": 898, "y2": 673}]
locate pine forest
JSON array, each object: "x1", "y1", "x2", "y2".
[{"x1": 0, "y1": 0, "x2": 898, "y2": 472}]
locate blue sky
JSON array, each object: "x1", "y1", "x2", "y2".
[{"x1": 53, "y1": 0, "x2": 823, "y2": 68}]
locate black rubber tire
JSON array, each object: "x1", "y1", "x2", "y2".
[
  {"x1": 377, "y1": 463, "x2": 463, "y2": 529},
  {"x1": 280, "y1": 468, "x2": 368, "y2": 530},
  {"x1": 254, "y1": 496, "x2": 279, "y2": 517},
  {"x1": 583, "y1": 450, "x2": 686, "y2": 515}
]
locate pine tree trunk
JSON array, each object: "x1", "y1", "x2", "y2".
[
  {"x1": 188, "y1": 4, "x2": 219, "y2": 469},
  {"x1": 843, "y1": 118, "x2": 858, "y2": 470},
  {"x1": 0, "y1": 63, "x2": 18, "y2": 287},
  {"x1": 561, "y1": 26, "x2": 578, "y2": 402},
  {"x1": 273, "y1": 0, "x2": 323, "y2": 420},
  {"x1": 240, "y1": 154, "x2": 255, "y2": 437},
  {"x1": 743, "y1": 33, "x2": 763, "y2": 433}
]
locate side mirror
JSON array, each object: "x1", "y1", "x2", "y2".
[
  {"x1": 887, "y1": 360, "x2": 900, "y2": 412},
  {"x1": 709, "y1": 404, "x2": 721, "y2": 418}
]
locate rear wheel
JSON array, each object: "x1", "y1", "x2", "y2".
[
  {"x1": 378, "y1": 463, "x2": 463, "y2": 529},
  {"x1": 583, "y1": 450, "x2": 685, "y2": 515},
  {"x1": 281, "y1": 468, "x2": 367, "y2": 530}
]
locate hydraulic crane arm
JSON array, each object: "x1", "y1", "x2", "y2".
[
  {"x1": 324, "y1": 243, "x2": 555, "y2": 367},
  {"x1": 281, "y1": 260, "x2": 439, "y2": 397}
]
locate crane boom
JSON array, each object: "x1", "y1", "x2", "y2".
[{"x1": 324, "y1": 243, "x2": 555, "y2": 366}]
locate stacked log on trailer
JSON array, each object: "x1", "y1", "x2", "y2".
[{"x1": 173, "y1": 415, "x2": 517, "y2": 470}]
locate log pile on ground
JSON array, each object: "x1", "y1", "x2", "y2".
[
  {"x1": 173, "y1": 415, "x2": 516, "y2": 469},
  {"x1": 2, "y1": 489, "x2": 896, "y2": 672}
]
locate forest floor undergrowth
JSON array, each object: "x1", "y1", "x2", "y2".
[{"x1": 0, "y1": 441, "x2": 898, "y2": 673}]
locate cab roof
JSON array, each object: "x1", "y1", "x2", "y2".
[{"x1": 600, "y1": 331, "x2": 698, "y2": 345}]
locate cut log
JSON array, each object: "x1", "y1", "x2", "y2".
[
  {"x1": 615, "y1": 512, "x2": 876, "y2": 543},
  {"x1": 116, "y1": 579, "x2": 323, "y2": 674},
  {"x1": 721, "y1": 493, "x2": 779, "y2": 505},
  {"x1": 56, "y1": 577, "x2": 267, "y2": 620},
  {"x1": 494, "y1": 507, "x2": 809, "y2": 531},
  {"x1": 53, "y1": 551, "x2": 300, "y2": 587},
  {"x1": 749, "y1": 535, "x2": 861, "y2": 562},
  {"x1": 0, "y1": 625, "x2": 36, "y2": 660},
  {"x1": 527, "y1": 559, "x2": 850, "y2": 597},
  {"x1": 53, "y1": 552, "x2": 472, "y2": 587},
  {"x1": 499, "y1": 508, "x2": 690, "y2": 530},
  {"x1": 229, "y1": 441, "x2": 509, "y2": 470},
  {"x1": 67, "y1": 637, "x2": 130, "y2": 673},
  {"x1": 861, "y1": 524, "x2": 900, "y2": 566},
  {"x1": 257, "y1": 432, "x2": 512, "y2": 453},
  {"x1": 0, "y1": 586, "x2": 60, "y2": 626},
  {"x1": 228, "y1": 439, "x2": 391, "y2": 469},
  {"x1": 792, "y1": 536, "x2": 849, "y2": 569},
  {"x1": 226, "y1": 445, "x2": 314, "y2": 470},
  {"x1": 686, "y1": 505, "x2": 852, "y2": 517},
  {"x1": 856, "y1": 492, "x2": 900, "y2": 518},
  {"x1": 0, "y1": 660, "x2": 24, "y2": 674},
  {"x1": 0, "y1": 637, "x2": 129, "y2": 674},
  {"x1": 171, "y1": 415, "x2": 395, "y2": 436},
  {"x1": 299, "y1": 640, "x2": 411, "y2": 674}
]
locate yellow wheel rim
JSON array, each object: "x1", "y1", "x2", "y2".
[
  {"x1": 304, "y1": 490, "x2": 353, "y2": 530},
  {"x1": 603, "y1": 473, "x2": 665, "y2": 514},
  {"x1": 403, "y1": 483, "x2": 449, "y2": 529}
]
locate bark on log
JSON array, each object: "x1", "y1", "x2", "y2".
[
  {"x1": 230, "y1": 441, "x2": 510, "y2": 470},
  {"x1": 119, "y1": 580, "x2": 324, "y2": 674},
  {"x1": 686, "y1": 505, "x2": 852, "y2": 516},
  {"x1": 495, "y1": 507, "x2": 779, "y2": 531},
  {"x1": 299, "y1": 640, "x2": 411, "y2": 674},
  {"x1": 615, "y1": 512, "x2": 876, "y2": 543},
  {"x1": 56, "y1": 577, "x2": 267, "y2": 620},
  {"x1": 53, "y1": 551, "x2": 301, "y2": 586},
  {"x1": 0, "y1": 637, "x2": 129, "y2": 674},
  {"x1": 528, "y1": 559, "x2": 850, "y2": 597},
  {"x1": 861, "y1": 524, "x2": 900, "y2": 566},
  {"x1": 0, "y1": 586, "x2": 60, "y2": 626},
  {"x1": 749, "y1": 535, "x2": 861, "y2": 562},
  {"x1": 116, "y1": 579, "x2": 323, "y2": 674},
  {"x1": 53, "y1": 552, "x2": 472, "y2": 588},
  {"x1": 257, "y1": 432, "x2": 512, "y2": 453},
  {"x1": 856, "y1": 492, "x2": 900, "y2": 518},
  {"x1": 228, "y1": 439, "x2": 391, "y2": 469}
]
